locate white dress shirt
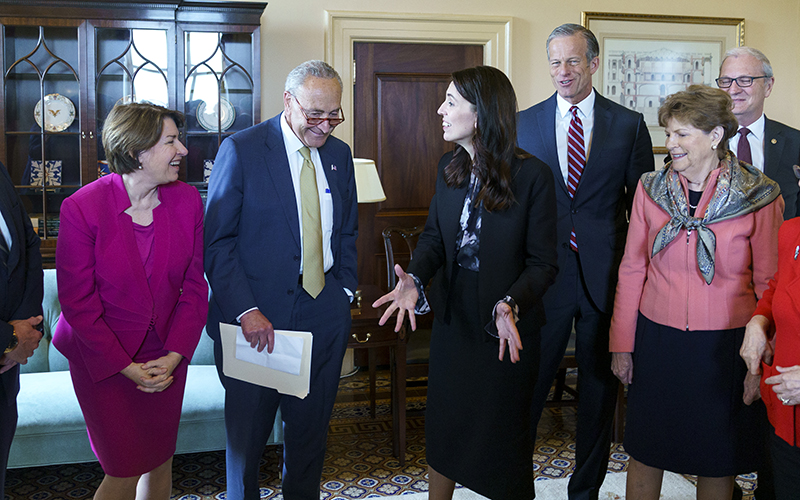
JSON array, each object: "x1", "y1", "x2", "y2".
[
  {"x1": 555, "y1": 90, "x2": 595, "y2": 185},
  {"x1": 280, "y1": 112, "x2": 334, "y2": 274},
  {"x1": 0, "y1": 209, "x2": 12, "y2": 253},
  {"x1": 728, "y1": 113, "x2": 766, "y2": 172}
]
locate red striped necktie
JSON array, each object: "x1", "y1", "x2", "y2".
[{"x1": 567, "y1": 105, "x2": 586, "y2": 252}]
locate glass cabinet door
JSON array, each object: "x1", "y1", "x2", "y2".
[
  {"x1": 92, "y1": 22, "x2": 173, "y2": 177},
  {"x1": 3, "y1": 23, "x2": 82, "y2": 238},
  {"x1": 182, "y1": 28, "x2": 258, "y2": 187}
]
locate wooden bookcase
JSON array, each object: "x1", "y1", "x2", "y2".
[{"x1": 0, "y1": 0, "x2": 267, "y2": 264}]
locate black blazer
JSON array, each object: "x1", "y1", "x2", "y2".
[
  {"x1": 517, "y1": 91, "x2": 654, "y2": 313},
  {"x1": 763, "y1": 117, "x2": 800, "y2": 220},
  {"x1": 408, "y1": 152, "x2": 558, "y2": 335},
  {"x1": 0, "y1": 163, "x2": 42, "y2": 405}
]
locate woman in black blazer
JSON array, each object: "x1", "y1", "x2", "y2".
[{"x1": 375, "y1": 66, "x2": 558, "y2": 500}]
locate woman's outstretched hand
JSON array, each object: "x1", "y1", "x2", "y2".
[
  {"x1": 373, "y1": 264, "x2": 420, "y2": 332},
  {"x1": 495, "y1": 302, "x2": 522, "y2": 363}
]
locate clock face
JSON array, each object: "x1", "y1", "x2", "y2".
[{"x1": 34, "y1": 93, "x2": 76, "y2": 132}]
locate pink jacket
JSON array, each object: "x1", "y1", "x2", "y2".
[
  {"x1": 53, "y1": 174, "x2": 208, "y2": 383},
  {"x1": 753, "y1": 218, "x2": 800, "y2": 447},
  {"x1": 610, "y1": 169, "x2": 783, "y2": 352}
]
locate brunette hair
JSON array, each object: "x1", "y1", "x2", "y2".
[
  {"x1": 444, "y1": 66, "x2": 527, "y2": 211},
  {"x1": 657, "y1": 85, "x2": 738, "y2": 160},
  {"x1": 102, "y1": 102, "x2": 185, "y2": 174}
]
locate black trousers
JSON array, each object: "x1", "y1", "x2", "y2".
[
  {"x1": 0, "y1": 366, "x2": 19, "y2": 497},
  {"x1": 530, "y1": 250, "x2": 618, "y2": 500},
  {"x1": 770, "y1": 428, "x2": 800, "y2": 500}
]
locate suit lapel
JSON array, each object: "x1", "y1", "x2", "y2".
[
  {"x1": 263, "y1": 117, "x2": 301, "y2": 248},
  {"x1": 0, "y1": 191, "x2": 20, "y2": 272},
  {"x1": 110, "y1": 175, "x2": 153, "y2": 310},
  {"x1": 763, "y1": 118, "x2": 786, "y2": 180},
  {"x1": 585, "y1": 94, "x2": 613, "y2": 183},
  {"x1": 538, "y1": 95, "x2": 567, "y2": 196}
]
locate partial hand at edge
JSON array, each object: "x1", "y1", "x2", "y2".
[
  {"x1": 240, "y1": 309, "x2": 275, "y2": 354},
  {"x1": 612, "y1": 352, "x2": 633, "y2": 385},
  {"x1": 743, "y1": 371, "x2": 762, "y2": 405},
  {"x1": 741, "y1": 315, "x2": 773, "y2": 374},
  {"x1": 372, "y1": 264, "x2": 419, "y2": 333},
  {"x1": 765, "y1": 365, "x2": 800, "y2": 406},
  {"x1": 6, "y1": 316, "x2": 44, "y2": 365},
  {"x1": 495, "y1": 302, "x2": 522, "y2": 363},
  {"x1": 0, "y1": 355, "x2": 18, "y2": 374}
]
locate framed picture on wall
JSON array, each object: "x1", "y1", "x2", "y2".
[{"x1": 582, "y1": 12, "x2": 744, "y2": 153}]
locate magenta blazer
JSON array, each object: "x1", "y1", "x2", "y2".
[{"x1": 53, "y1": 174, "x2": 208, "y2": 383}]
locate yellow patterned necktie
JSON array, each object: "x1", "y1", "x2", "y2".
[{"x1": 299, "y1": 146, "x2": 325, "y2": 298}]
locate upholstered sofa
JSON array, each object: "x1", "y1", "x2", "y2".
[{"x1": 8, "y1": 269, "x2": 283, "y2": 468}]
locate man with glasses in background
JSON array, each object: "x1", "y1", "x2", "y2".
[
  {"x1": 718, "y1": 47, "x2": 800, "y2": 220},
  {"x1": 205, "y1": 60, "x2": 357, "y2": 500},
  {"x1": 719, "y1": 46, "x2": 800, "y2": 500}
]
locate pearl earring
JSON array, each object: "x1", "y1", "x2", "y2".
[
  {"x1": 138, "y1": 164, "x2": 143, "y2": 170},
  {"x1": 711, "y1": 144, "x2": 717, "y2": 150}
]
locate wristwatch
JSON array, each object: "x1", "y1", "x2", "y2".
[{"x1": 4, "y1": 328, "x2": 18, "y2": 354}]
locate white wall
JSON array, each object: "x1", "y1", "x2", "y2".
[{"x1": 237, "y1": 0, "x2": 800, "y2": 141}]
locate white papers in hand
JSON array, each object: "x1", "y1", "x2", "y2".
[
  {"x1": 235, "y1": 327, "x2": 303, "y2": 375},
  {"x1": 220, "y1": 323, "x2": 312, "y2": 398}
]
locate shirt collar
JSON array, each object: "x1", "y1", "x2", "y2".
[
  {"x1": 556, "y1": 88, "x2": 595, "y2": 119},
  {"x1": 280, "y1": 111, "x2": 310, "y2": 156},
  {"x1": 739, "y1": 114, "x2": 765, "y2": 142}
]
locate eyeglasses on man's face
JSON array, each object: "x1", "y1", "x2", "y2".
[
  {"x1": 291, "y1": 94, "x2": 345, "y2": 126},
  {"x1": 715, "y1": 76, "x2": 769, "y2": 88}
]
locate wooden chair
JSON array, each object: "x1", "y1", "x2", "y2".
[{"x1": 381, "y1": 225, "x2": 431, "y2": 392}]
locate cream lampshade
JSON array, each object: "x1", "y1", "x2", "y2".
[{"x1": 353, "y1": 158, "x2": 386, "y2": 203}]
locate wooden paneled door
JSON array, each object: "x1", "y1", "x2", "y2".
[{"x1": 353, "y1": 42, "x2": 483, "y2": 290}]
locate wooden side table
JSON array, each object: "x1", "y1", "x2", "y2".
[{"x1": 348, "y1": 284, "x2": 408, "y2": 465}]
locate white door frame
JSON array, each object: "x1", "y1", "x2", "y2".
[{"x1": 325, "y1": 11, "x2": 513, "y2": 147}]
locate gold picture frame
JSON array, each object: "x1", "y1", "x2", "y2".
[{"x1": 582, "y1": 12, "x2": 744, "y2": 154}]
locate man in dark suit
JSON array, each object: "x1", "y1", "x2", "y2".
[
  {"x1": 718, "y1": 45, "x2": 792, "y2": 500},
  {"x1": 204, "y1": 60, "x2": 357, "y2": 500},
  {"x1": 0, "y1": 162, "x2": 43, "y2": 496},
  {"x1": 517, "y1": 24, "x2": 654, "y2": 500},
  {"x1": 718, "y1": 46, "x2": 800, "y2": 220}
]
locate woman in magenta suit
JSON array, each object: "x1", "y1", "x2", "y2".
[
  {"x1": 53, "y1": 103, "x2": 208, "y2": 499},
  {"x1": 742, "y1": 171, "x2": 800, "y2": 499}
]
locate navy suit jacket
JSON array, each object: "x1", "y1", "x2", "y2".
[
  {"x1": 763, "y1": 117, "x2": 800, "y2": 220},
  {"x1": 204, "y1": 114, "x2": 358, "y2": 341},
  {"x1": 517, "y1": 92, "x2": 654, "y2": 314},
  {"x1": 0, "y1": 163, "x2": 42, "y2": 405}
]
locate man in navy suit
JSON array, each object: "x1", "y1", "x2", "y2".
[
  {"x1": 517, "y1": 24, "x2": 654, "y2": 500},
  {"x1": 719, "y1": 46, "x2": 800, "y2": 220},
  {"x1": 0, "y1": 162, "x2": 43, "y2": 496},
  {"x1": 718, "y1": 45, "x2": 795, "y2": 500},
  {"x1": 205, "y1": 60, "x2": 358, "y2": 500}
]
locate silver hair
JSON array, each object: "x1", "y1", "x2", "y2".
[
  {"x1": 546, "y1": 23, "x2": 599, "y2": 62},
  {"x1": 721, "y1": 46, "x2": 773, "y2": 78},
  {"x1": 284, "y1": 60, "x2": 343, "y2": 94}
]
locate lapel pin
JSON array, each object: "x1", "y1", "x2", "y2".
[
  {"x1": 795, "y1": 245, "x2": 799, "y2": 260},
  {"x1": 331, "y1": 164, "x2": 337, "y2": 171},
  {"x1": 771, "y1": 138, "x2": 778, "y2": 144}
]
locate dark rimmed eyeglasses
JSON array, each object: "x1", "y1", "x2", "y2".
[
  {"x1": 715, "y1": 76, "x2": 769, "y2": 88},
  {"x1": 291, "y1": 94, "x2": 345, "y2": 126}
]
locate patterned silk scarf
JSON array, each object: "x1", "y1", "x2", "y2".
[
  {"x1": 455, "y1": 173, "x2": 482, "y2": 272},
  {"x1": 642, "y1": 152, "x2": 779, "y2": 285}
]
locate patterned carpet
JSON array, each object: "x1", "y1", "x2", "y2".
[{"x1": 3, "y1": 370, "x2": 756, "y2": 499}]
